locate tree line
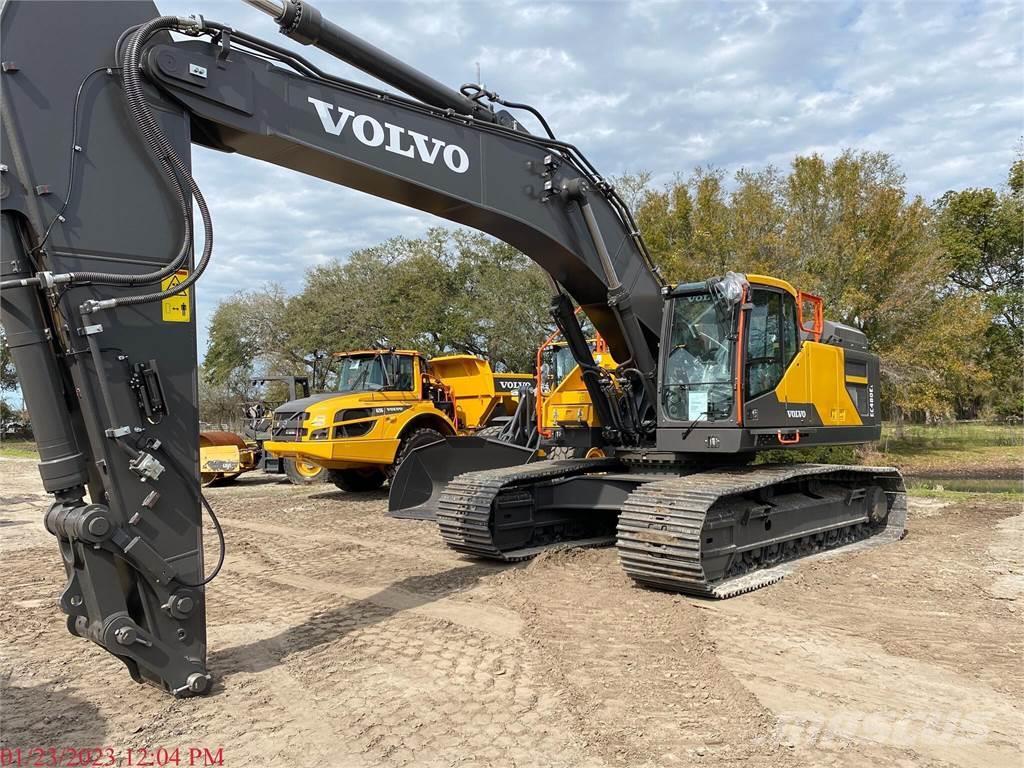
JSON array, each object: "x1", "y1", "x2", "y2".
[
  {"x1": 200, "y1": 229, "x2": 554, "y2": 424},
  {"x1": 189, "y1": 150, "x2": 1023, "y2": 424}
]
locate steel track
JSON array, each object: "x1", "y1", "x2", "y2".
[{"x1": 436, "y1": 460, "x2": 906, "y2": 597}]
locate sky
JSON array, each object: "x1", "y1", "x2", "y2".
[{"x1": 87, "y1": 0, "x2": 1024, "y2": 359}]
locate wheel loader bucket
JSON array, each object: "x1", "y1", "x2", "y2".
[{"x1": 388, "y1": 436, "x2": 537, "y2": 520}]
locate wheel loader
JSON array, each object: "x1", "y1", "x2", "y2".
[
  {"x1": 0, "y1": 0, "x2": 906, "y2": 696},
  {"x1": 262, "y1": 349, "x2": 531, "y2": 490}
]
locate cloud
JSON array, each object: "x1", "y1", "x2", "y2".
[{"x1": 146, "y1": 0, "x2": 1021, "y2": 352}]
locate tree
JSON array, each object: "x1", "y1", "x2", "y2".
[
  {"x1": 198, "y1": 364, "x2": 258, "y2": 430},
  {"x1": 203, "y1": 228, "x2": 555, "y2": 396},
  {"x1": 934, "y1": 160, "x2": 1024, "y2": 419},
  {"x1": 1, "y1": 330, "x2": 21, "y2": 427},
  {"x1": 1, "y1": 330, "x2": 18, "y2": 393},
  {"x1": 203, "y1": 285, "x2": 291, "y2": 386},
  {"x1": 441, "y1": 230, "x2": 552, "y2": 371}
]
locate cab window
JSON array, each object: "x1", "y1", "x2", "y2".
[
  {"x1": 745, "y1": 289, "x2": 800, "y2": 399},
  {"x1": 663, "y1": 291, "x2": 736, "y2": 422},
  {"x1": 781, "y1": 293, "x2": 799, "y2": 367},
  {"x1": 389, "y1": 355, "x2": 415, "y2": 391}
]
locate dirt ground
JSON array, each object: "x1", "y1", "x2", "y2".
[{"x1": 1, "y1": 455, "x2": 1021, "y2": 768}]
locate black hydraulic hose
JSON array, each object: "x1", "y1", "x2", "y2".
[
  {"x1": 494, "y1": 98, "x2": 557, "y2": 142},
  {"x1": 154, "y1": 442, "x2": 227, "y2": 588},
  {"x1": 173, "y1": 493, "x2": 226, "y2": 588},
  {"x1": 78, "y1": 18, "x2": 209, "y2": 307},
  {"x1": 619, "y1": 368, "x2": 644, "y2": 433},
  {"x1": 3, "y1": 17, "x2": 661, "y2": 302},
  {"x1": 31, "y1": 18, "x2": 199, "y2": 296},
  {"x1": 95, "y1": 19, "x2": 214, "y2": 309},
  {"x1": 9, "y1": 16, "x2": 212, "y2": 308},
  {"x1": 29, "y1": 67, "x2": 113, "y2": 260}
]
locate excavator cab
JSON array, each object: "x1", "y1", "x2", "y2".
[{"x1": 656, "y1": 273, "x2": 881, "y2": 453}]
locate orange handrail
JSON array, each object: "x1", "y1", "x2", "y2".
[{"x1": 797, "y1": 291, "x2": 824, "y2": 342}]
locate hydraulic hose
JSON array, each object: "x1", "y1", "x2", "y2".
[
  {"x1": 0, "y1": 17, "x2": 217, "y2": 306},
  {"x1": 78, "y1": 16, "x2": 213, "y2": 311}
]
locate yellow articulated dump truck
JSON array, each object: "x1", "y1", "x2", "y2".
[{"x1": 263, "y1": 349, "x2": 531, "y2": 491}]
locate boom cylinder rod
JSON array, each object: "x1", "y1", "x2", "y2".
[
  {"x1": 244, "y1": 0, "x2": 495, "y2": 120},
  {"x1": 563, "y1": 182, "x2": 659, "y2": 415}
]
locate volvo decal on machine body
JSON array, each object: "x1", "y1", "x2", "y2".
[{"x1": 308, "y1": 97, "x2": 470, "y2": 173}]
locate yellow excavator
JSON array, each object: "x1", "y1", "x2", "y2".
[{"x1": 386, "y1": 317, "x2": 620, "y2": 518}]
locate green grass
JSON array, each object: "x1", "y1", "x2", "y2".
[
  {"x1": 862, "y1": 421, "x2": 1022, "y2": 477},
  {"x1": 905, "y1": 484, "x2": 1024, "y2": 503},
  {"x1": 753, "y1": 421, "x2": 1022, "y2": 499},
  {"x1": 0, "y1": 439, "x2": 38, "y2": 458},
  {"x1": 877, "y1": 422, "x2": 1022, "y2": 454}
]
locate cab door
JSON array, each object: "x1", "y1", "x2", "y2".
[
  {"x1": 742, "y1": 287, "x2": 809, "y2": 427},
  {"x1": 744, "y1": 288, "x2": 800, "y2": 403}
]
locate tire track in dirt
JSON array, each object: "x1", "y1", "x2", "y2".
[
  {"x1": 486, "y1": 548, "x2": 796, "y2": 768},
  {"x1": 5, "y1": 462, "x2": 1021, "y2": 768}
]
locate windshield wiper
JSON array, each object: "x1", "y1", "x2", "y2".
[
  {"x1": 680, "y1": 412, "x2": 706, "y2": 442},
  {"x1": 347, "y1": 363, "x2": 374, "y2": 392}
]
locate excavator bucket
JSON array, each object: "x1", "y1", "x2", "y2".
[{"x1": 388, "y1": 436, "x2": 537, "y2": 520}]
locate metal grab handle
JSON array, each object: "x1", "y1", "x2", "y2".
[{"x1": 777, "y1": 430, "x2": 801, "y2": 445}]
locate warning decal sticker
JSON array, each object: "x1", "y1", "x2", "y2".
[{"x1": 161, "y1": 269, "x2": 191, "y2": 322}]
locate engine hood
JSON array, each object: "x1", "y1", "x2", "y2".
[
  {"x1": 273, "y1": 392, "x2": 343, "y2": 414},
  {"x1": 273, "y1": 391, "x2": 401, "y2": 415}
]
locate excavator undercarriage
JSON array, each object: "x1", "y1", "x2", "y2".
[{"x1": 434, "y1": 458, "x2": 905, "y2": 597}]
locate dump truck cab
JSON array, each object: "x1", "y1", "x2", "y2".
[{"x1": 264, "y1": 350, "x2": 530, "y2": 490}]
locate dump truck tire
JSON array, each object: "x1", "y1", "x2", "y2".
[
  {"x1": 329, "y1": 468, "x2": 387, "y2": 492},
  {"x1": 545, "y1": 446, "x2": 583, "y2": 460},
  {"x1": 284, "y1": 457, "x2": 327, "y2": 485},
  {"x1": 390, "y1": 427, "x2": 446, "y2": 479}
]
